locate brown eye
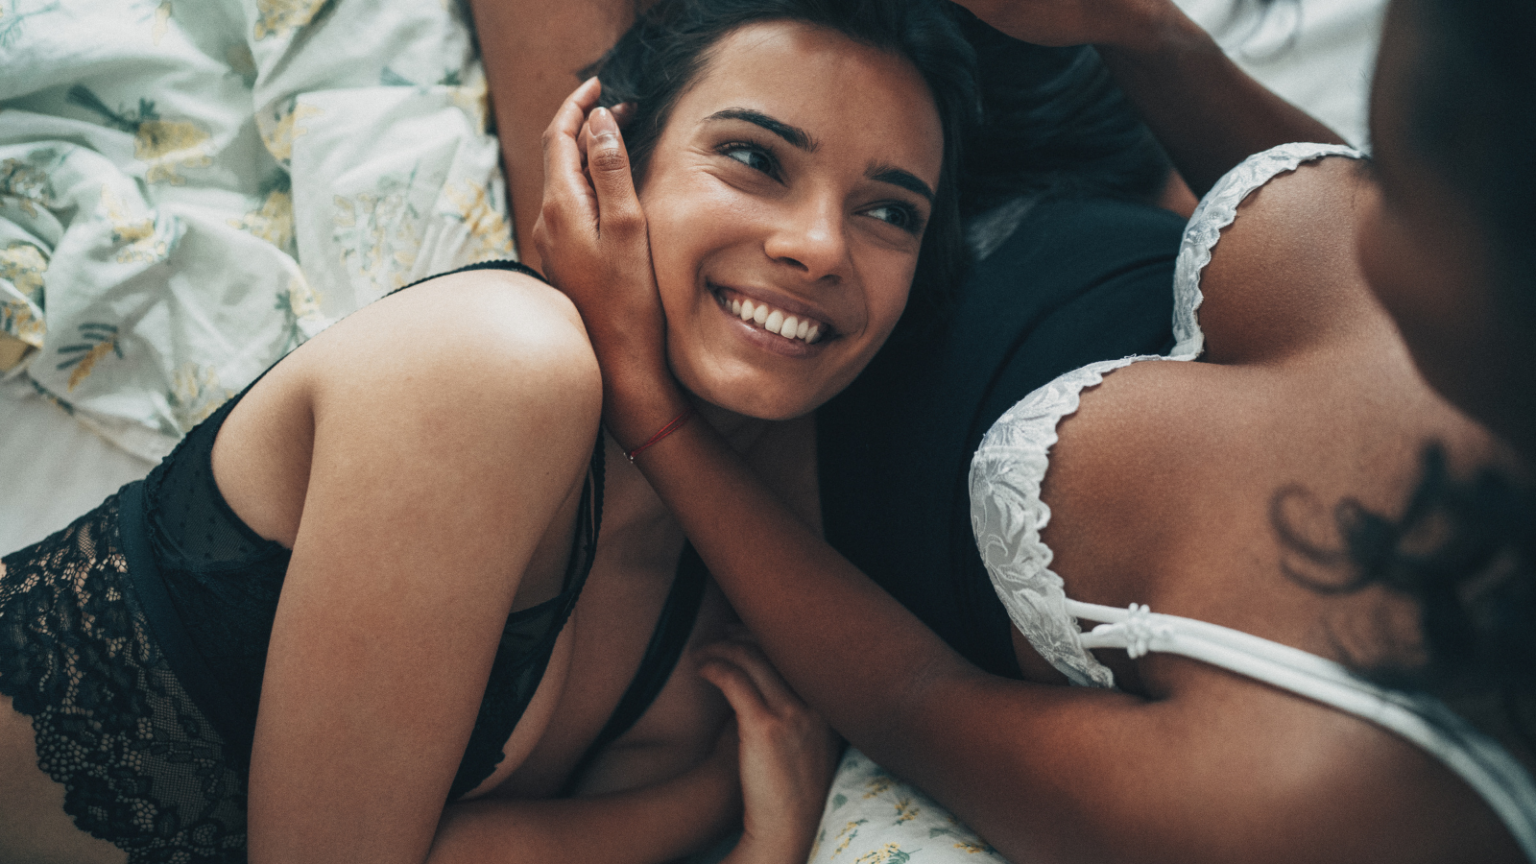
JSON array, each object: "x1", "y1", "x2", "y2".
[
  {"x1": 865, "y1": 202, "x2": 922, "y2": 235},
  {"x1": 720, "y1": 142, "x2": 779, "y2": 178}
]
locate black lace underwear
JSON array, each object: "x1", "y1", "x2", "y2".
[{"x1": 0, "y1": 495, "x2": 249, "y2": 862}]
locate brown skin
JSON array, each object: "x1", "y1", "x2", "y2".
[
  {"x1": 467, "y1": 0, "x2": 658, "y2": 274},
  {"x1": 543, "y1": 1, "x2": 1531, "y2": 862},
  {"x1": 1353, "y1": 0, "x2": 1536, "y2": 460},
  {"x1": 1, "y1": 13, "x2": 944, "y2": 864}
]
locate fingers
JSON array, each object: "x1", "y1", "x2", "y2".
[
  {"x1": 543, "y1": 77, "x2": 602, "y2": 178},
  {"x1": 581, "y1": 106, "x2": 646, "y2": 240},
  {"x1": 697, "y1": 649, "x2": 775, "y2": 731},
  {"x1": 696, "y1": 637, "x2": 803, "y2": 718}
]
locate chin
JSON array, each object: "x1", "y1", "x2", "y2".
[{"x1": 670, "y1": 354, "x2": 824, "y2": 422}]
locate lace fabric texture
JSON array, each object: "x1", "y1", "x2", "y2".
[
  {"x1": 968, "y1": 142, "x2": 1363, "y2": 690},
  {"x1": 0, "y1": 259, "x2": 599, "y2": 859},
  {"x1": 0, "y1": 495, "x2": 249, "y2": 863}
]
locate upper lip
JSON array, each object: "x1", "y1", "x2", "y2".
[{"x1": 707, "y1": 280, "x2": 841, "y2": 335}]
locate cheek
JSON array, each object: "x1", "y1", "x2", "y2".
[{"x1": 862, "y1": 254, "x2": 918, "y2": 340}]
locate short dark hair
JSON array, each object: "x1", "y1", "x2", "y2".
[{"x1": 590, "y1": 0, "x2": 978, "y2": 343}]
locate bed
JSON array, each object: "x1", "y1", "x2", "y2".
[{"x1": 0, "y1": 0, "x2": 1386, "y2": 861}]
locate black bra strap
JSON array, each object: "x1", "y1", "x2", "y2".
[{"x1": 559, "y1": 542, "x2": 709, "y2": 796}]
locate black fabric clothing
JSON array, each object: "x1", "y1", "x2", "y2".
[
  {"x1": 0, "y1": 260, "x2": 703, "y2": 862},
  {"x1": 818, "y1": 196, "x2": 1184, "y2": 678}
]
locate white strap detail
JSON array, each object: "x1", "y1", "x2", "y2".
[{"x1": 1072, "y1": 599, "x2": 1536, "y2": 862}]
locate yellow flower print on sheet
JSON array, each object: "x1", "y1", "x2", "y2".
[
  {"x1": 451, "y1": 69, "x2": 490, "y2": 133},
  {"x1": 0, "y1": 242, "x2": 48, "y2": 370},
  {"x1": 0, "y1": 154, "x2": 52, "y2": 218},
  {"x1": 831, "y1": 819, "x2": 868, "y2": 858},
  {"x1": 259, "y1": 100, "x2": 323, "y2": 166},
  {"x1": 275, "y1": 276, "x2": 322, "y2": 352},
  {"x1": 67, "y1": 86, "x2": 213, "y2": 185},
  {"x1": 334, "y1": 169, "x2": 425, "y2": 294},
  {"x1": 100, "y1": 184, "x2": 173, "y2": 264},
  {"x1": 56, "y1": 322, "x2": 122, "y2": 392},
  {"x1": 168, "y1": 361, "x2": 234, "y2": 431},
  {"x1": 445, "y1": 180, "x2": 513, "y2": 262},
  {"x1": 252, "y1": 0, "x2": 327, "y2": 41},
  {"x1": 892, "y1": 797, "x2": 920, "y2": 825},
  {"x1": 926, "y1": 823, "x2": 996, "y2": 856},
  {"x1": 151, "y1": 0, "x2": 171, "y2": 45},
  {"x1": 863, "y1": 775, "x2": 898, "y2": 799},
  {"x1": 854, "y1": 843, "x2": 913, "y2": 864},
  {"x1": 231, "y1": 183, "x2": 294, "y2": 251},
  {"x1": 0, "y1": 241, "x2": 45, "y2": 301}
]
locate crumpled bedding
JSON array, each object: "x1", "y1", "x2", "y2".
[{"x1": 0, "y1": 0, "x2": 514, "y2": 464}]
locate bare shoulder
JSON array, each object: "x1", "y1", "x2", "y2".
[
  {"x1": 300, "y1": 267, "x2": 600, "y2": 415},
  {"x1": 214, "y1": 266, "x2": 600, "y2": 546},
  {"x1": 1123, "y1": 673, "x2": 1528, "y2": 864}
]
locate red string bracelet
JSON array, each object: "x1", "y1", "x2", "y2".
[{"x1": 626, "y1": 407, "x2": 694, "y2": 463}]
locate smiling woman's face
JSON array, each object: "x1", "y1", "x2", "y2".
[{"x1": 636, "y1": 20, "x2": 944, "y2": 421}]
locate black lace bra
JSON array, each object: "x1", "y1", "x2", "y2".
[{"x1": 119, "y1": 259, "x2": 698, "y2": 802}]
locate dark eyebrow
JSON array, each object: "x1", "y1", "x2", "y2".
[
  {"x1": 869, "y1": 165, "x2": 935, "y2": 205},
  {"x1": 705, "y1": 108, "x2": 815, "y2": 151}
]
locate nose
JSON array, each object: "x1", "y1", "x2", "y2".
[{"x1": 763, "y1": 189, "x2": 849, "y2": 285}]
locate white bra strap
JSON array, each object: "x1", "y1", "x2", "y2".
[{"x1": 1069, "y1": 599, "x2": 1536, "y2": 862}]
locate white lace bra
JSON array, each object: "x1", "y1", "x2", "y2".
[{"x1": 967, "y1": 142, "x2": 1536, "y2": 861}]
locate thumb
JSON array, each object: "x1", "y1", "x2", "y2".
[{"x1": 585, "y1": 107, "x2": 645, "y2": 238}]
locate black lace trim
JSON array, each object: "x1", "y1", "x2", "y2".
[{"x1": 0, "y1": 494, "x2": 248, "y2": 863}]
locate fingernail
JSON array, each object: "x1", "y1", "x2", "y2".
[{"x1": 590, "y1": 107, "x2": 619, "y2": 139}]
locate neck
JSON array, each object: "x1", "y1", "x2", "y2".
[{"x1": 690, "y1": 395, "x2": 772, "y2": 455}]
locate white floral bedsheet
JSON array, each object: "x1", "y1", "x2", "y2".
[
  {"x1": 0, "y1": 0, "x2": 514, "y2": 462},
  {"x1": 809, "y1": 749, "x2": 1010, "y2": 864}
]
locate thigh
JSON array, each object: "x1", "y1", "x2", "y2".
[{"x1": 0, "y1": 694, "x2": 126, "y2": 864}]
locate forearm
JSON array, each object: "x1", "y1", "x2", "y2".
[
  {"x1": 428, "y1": 755, "x2": 742, "y2": 864},
  {"x1": 614, "y1": 396, "x2": 976, "y2": 764},
  {"x1": 1099, "y1": 5, "x2": 1346, "y2": 195},
  {"x1": 467, "y1": 0, "x2": 645, "y2": 273}
]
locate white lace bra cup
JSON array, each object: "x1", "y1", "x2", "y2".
[{"x1": 968, "y1": 142, "x2": 1536, "y2": 860}]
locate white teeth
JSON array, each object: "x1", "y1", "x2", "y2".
[{"x1": 721, "y1": 291, "x2": 826, "y2": 344}]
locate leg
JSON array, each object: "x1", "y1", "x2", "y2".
[{"x1": 0, "y1": 693, "x2": 126, "y2": 864}]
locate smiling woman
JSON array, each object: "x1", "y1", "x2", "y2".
[
  {"x1": 545, "y1": 0, "x2": 1536, "y2": 862},
  {"x1": 0, "y1": 1, "x2": 977, "y2": 863},
  {"x1": 636, "y1": 21, "x2": 943, "y2": 418}
]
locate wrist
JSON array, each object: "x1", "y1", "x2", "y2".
[{"x1": 601, "y1": 368, "x2": 693, "y2": 455}]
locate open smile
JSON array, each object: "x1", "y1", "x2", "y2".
[{"x1": 709, "y1": 283, "x2": 833, "y2": 345}]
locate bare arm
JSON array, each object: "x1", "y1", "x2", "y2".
[
  {"x1": 467, "y1": 0, "x2": 652, "y2": 273},
  {"x1": 953, "y1": 0, "x2": 1345, "y2": 195},
  {"x1": 529, "y1": 80, "x2": 1476, "y2": 864},
  {"x1": 243, "y1": 273, "x2": 604, "y2": 864},
  {"x1": 429, "y1": 738, "x2": 743, "y2": 863}
]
